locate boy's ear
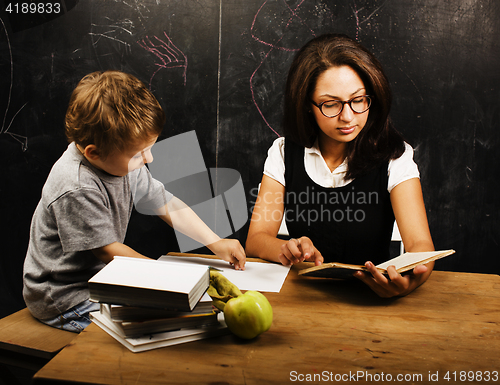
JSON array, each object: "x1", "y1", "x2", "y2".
[{"x1": 83, "y1": 144, "x2": 101, "y2": 161}]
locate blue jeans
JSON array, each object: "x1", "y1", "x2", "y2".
[{"x1": 41, "y1": 299, "x2": 100, "y2": 333}]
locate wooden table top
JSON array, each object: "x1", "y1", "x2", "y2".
[
  {"x1": 0, "y1": 307, "x2": 76, "y2": 360},
  {"x1": 33, "y1": 263, "x2": 500, "y2": 385}
]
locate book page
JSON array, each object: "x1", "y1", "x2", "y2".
[
  {"x1": 376, "y1": 250, "x2": 455, "y2": 272},
  {"x1": 158, "y1": 255, "x2": 291, "y2": 293}
]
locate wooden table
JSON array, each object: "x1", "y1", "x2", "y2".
[
  {"x1": 33, "y1": 263, "x2": 500, "y2": 385},
  {"x1": 0, "y1": 307, "x2": 76, "y2": 384}
]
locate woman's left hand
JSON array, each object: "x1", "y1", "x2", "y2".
[{"x1": 354, "y1": 261, "x2": 429, "y2": 298}]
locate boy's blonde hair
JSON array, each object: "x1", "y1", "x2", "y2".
[{"x1": 65, "y1": 71, "x2": 165, "y2": 159}]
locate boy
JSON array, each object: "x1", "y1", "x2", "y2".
[{"x1": 23, "y1": 71, "x2": 245, "y2": 332}]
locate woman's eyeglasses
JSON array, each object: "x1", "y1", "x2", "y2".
[{"x1": 311, "y1": 95, "x2": 372, "y2": 118}]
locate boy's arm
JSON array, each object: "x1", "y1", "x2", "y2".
[
  {"x1": 155, "y1": 197, "x2": 246, "y2": 270},
  {"x1": 91, "y1": 242, "x2": 150, "y2": 264}
]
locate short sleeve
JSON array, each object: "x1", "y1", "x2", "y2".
[
  {"x1": 387, "y1": 142, "x2": 420, "y2": 192},
  {"x1": 51, "y1": 189, "x2": 120, "y2": 253},
  {"x1": 263, "y1": 137, "x2": 286, "y2": 186}
]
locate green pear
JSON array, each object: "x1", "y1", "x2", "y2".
[{"x1": 223, "y1": 290, "x2": 273, "y2": 339}]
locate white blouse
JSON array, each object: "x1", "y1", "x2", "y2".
[{"x1": 263, "y1": 137, "x2": 419, "y2": 193}]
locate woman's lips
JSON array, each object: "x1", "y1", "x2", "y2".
[{"x1": 338, "y1": 126, "x2": 356, "y2": 134}]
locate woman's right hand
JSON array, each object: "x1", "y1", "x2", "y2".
[{"x1": 278, "y1": 236, "x2": 324, "y2": 266}]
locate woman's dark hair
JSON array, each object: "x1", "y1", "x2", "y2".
[{"x1": 283, "y1": 33, "x2": 405, "y2": 179}]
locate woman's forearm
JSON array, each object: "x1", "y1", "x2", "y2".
[{"x1": 245, "y1": 230, "x2": 287, "y2": 263}]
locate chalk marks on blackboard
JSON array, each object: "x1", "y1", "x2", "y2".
[
  {"x1": 137, "y1": 32, "x2": 188, "y2": 89},
  {"x1": 0, "y1": 102, "x2": 28, "y2": 151},
  {"x1": 352, "y1": 1, "x2": 361, "y2": 41},
  {"x1": 88, "y1": 18, "x2": 134, "y2": 59},
  {"x1": 87, "y1": 18, "x2": 135, "y2": 75},
  {"x1": 0, "y1": 17, "x2": 28, "y2": 151},
  {"x1": 250, "y1": 0, "x2": 314, "y2": 50},
  {"x1": 249, "y1": 0, "x2": 315, "y2": 137},
  {"x1": 247, "y1": 0, "x2": 387, "y2": 136},
  {"x1": 89, "y1": 26, "x2": 132, "y2": 51},
  {"x1": 0, "y1": 18, "x2": 13, "y2": 134},
  {"x1": 351, "y1": 0, "x2": 390, "y2": 42}
]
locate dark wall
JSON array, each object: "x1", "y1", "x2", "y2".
[{"x1": 1, "y1": 0, "x2": 499, "y2": 317}]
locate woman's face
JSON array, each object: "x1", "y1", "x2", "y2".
[{"x1": 310, "y1": 65, "x2": 369, "y2": 147}]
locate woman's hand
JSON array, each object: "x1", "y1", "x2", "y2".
[
  {"x1": 359, "y1": 177, "x2": 435, "y2": 298},
  {"x1": 354, "y1": 261, "x2": 432, "y2": 297},
  {"x1": 208, "y1": 239, "x2": 246, "y2": 270},
  {"x1": 278, "y1": 237, "x2": 324, "y2": 266}
]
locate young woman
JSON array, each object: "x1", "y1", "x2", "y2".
[{"x1": 246, "y1": 34, "x2": 435, "y2": 297}]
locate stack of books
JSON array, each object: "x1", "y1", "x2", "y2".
[{"x1": 88, "y1": 256, "x2": 229, "y2": 352}]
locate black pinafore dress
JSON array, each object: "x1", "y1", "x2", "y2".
[{"x1": 283, "y1": 138, "x2": 395, "y2": 265}]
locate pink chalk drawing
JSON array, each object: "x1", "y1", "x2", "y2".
[
  {"x1": 137, "y1": 32, "x2": 188, "y2": 89},
  {"x1": 249, "y1": 0, "x2": 316, "y2": 137}
]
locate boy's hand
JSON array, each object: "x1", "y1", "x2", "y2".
[
  {"x1": 208, "y1": 239, "x2": 246, "y2": 270},
  {"x1": 278, "y1": 237, "x2": 324, "y2": 266}
]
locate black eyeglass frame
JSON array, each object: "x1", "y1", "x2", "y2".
[{"x1": 310, "y1": 95, "x2": 372, "y2": 118}]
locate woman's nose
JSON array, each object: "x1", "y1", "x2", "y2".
[{"x1": 339, "y1": 103, "x2": 355, "y2": 122}]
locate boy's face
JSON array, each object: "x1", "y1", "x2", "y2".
[{"x1": 96, "y1": 136, "x2": 158, "y2": 177}]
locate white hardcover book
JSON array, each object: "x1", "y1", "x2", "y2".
[{"x1": 89, "y1": 256, "x2": 210, "y2": 311}]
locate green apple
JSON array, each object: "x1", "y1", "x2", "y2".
[{"x1": 223, "y1": 290, "x2": 273, "y2": 339}]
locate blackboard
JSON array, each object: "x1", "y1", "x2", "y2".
[{"x1": 1, "y1": 0, "x2": 499, "y2": 317}]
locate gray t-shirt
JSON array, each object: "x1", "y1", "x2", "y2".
[{"x1": 23, "y1": 142, "x2": 172, "y2": 320}]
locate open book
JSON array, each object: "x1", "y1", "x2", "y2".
[{"x1": 298, "y1": 250, "x2": 455, "y2": 279}]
